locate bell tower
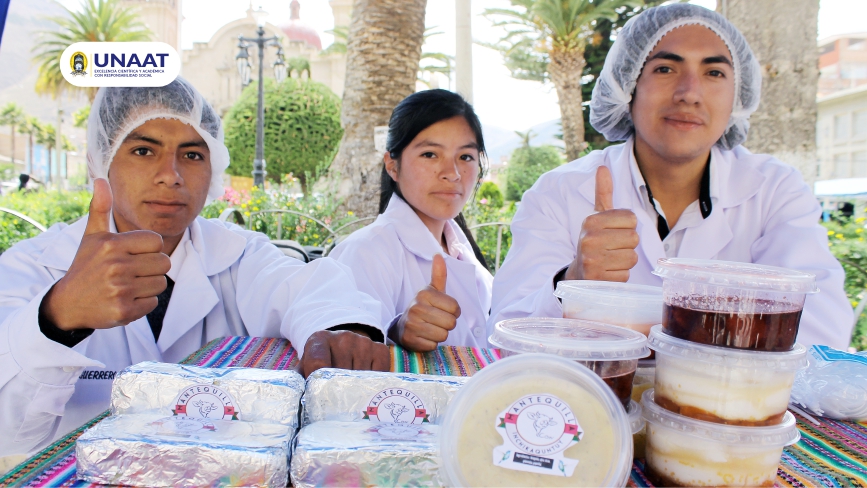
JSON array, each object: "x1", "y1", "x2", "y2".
[{"x1": 119, "y1": 0, "x2": 183, "y2": 51}]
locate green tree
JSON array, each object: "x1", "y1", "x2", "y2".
[
  {"x1": 579, "y1": 1, "x2": 668, "y2": 149},
  {"x1": 72, "y1": 105, "x2": 90, "y2": 128},
  {"x1": 506, "y1": 144, "x2": 564, "y2": 201},
  {"x1": 824, "y1": 215, "x2": 867, "y2": 350},
  {"x1": 18, "y1": 117, "x2": 43, "y2": 173},
  {"x1": 323, "y1": 24, "x2": 453, "y2": 88},
  {"x1": 32, "y1": 0, "x2": 151, "y2": 101},
  {"x1": 223, "y1": 78, "x2": 343, "y2": 194},
  {"x1": 477, "y1": 181, "x2": 504, "y2": 208},
  {"x1": 483, "y1": 0, "x2": 642, "y2": 160},
  {"x1": 0, "y1": 103, "x2": 25, "y2": 165}
]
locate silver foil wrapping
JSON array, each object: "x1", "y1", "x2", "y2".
[
  {"x1": 290, "y1": 420, "x2": 443, "y2": 487},
  {"x1": 301, "y1": 368, "x2": 467, "y2": 426},
  {"x1": 111, "y1": 361, "x2": 304, "y2": 429},
  {"x1": 76, "y1": 414, "x2": 290, "y2": 487}
]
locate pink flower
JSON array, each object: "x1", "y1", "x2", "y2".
[{"x1": 480, "y1": 198, "x2": 488, "y2": 205}]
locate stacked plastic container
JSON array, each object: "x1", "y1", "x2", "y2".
[{"x1": 642, "y1": 258, "x2": 813, "y2": 487}]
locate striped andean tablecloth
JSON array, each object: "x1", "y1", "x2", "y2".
[{"x1": 2, "y1": 336, "x2": 866, "y2": 487}]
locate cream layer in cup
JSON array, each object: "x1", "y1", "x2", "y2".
[
  {"x1": 648, "y1": 325, "x2": 807, "y2": 425},
  {"x1": 641, "y1": 389, "x2": 799, "y2": 487}
]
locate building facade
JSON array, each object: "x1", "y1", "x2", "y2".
[
  {"x1": 817, "y1": 84, "x2": 867, "y2": 180},
  {"x1": 122, "y1": 0, "x2": 350, "y2": 116},
  {"x1": 119, "y1": 0, "x2": 183, "y2": 52},
  {"x1": 819, "y1": 33, "x2": 867, "y2": 98}
]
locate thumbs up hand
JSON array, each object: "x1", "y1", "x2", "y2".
[
  {"x1": 41, "y1": 179, "x2": 172, "y2": 332},
  {"x1": 564, "y1": 166, "x2": 640, "y2": 282},
  {"x1": 392, "y1": 254, "x2": 462, "y2": 352}
]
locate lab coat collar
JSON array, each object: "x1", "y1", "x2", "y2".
[
  {"x1": 575, "y1": 138, "x2": 767, "y2": 265},
  {"x1": 36, "y1": 215, "x2": 246, "y2": 275},
  {"x1": 155, "y1": 218, "x2": 247, "y2": 350},
  {"x1": 382, "y1": 194, "x2": 462, "y2": 262}
]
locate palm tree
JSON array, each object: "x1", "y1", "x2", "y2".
[
  {"x1": 329, "y1": 0, "x2": 428, "y2": 217},
  {"x1": 0, "y1": 103, "x2": 25, "y2": 165},
  {"x1": 32, "y1": 0, "x2": 152, "y2": 102},
  {"x1": 484, "y1": 0, "x2": 640, "y2": 161},
  {"x1": 72, "y1": 105, "x2": 90, "y2": 128},
  {"x1": 18, "y1": 116, "x2": 43, "y2": 174}
]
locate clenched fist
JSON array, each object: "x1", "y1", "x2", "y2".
[
  {"x1": 41, "y1": 178, "x2": 172, "y2": 331},
  {"x1": 565, "y1": 166, "x2": 640, "y2": 282}
]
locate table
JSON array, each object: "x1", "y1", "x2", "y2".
[{"x1": 2, "y1": 336, "x2": 866, "y2": 487}]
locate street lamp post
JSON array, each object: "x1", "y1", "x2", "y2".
[{"x1": 236, "y1": 7, "x2": 288, "y2": 189}]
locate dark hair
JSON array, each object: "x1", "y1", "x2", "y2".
[{"x1": 380, "y1": 89, "x2": 488, "y2": 268}]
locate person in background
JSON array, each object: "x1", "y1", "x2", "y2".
[
  {"x1": 489, "y1": 4, "x2": 853, "y2": 348},
  {"x1": 0, "y1": 77, "x2": 388, "y2": 458},
  {"x1": 17, "y1": 173, "x2": 30, "y2": 191},
  {"x1": 330, "y1": 89, "x2": 494, "y2": 351}
]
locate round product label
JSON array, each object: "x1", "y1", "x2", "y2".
[
  {"x1": 173, "y1": 383, "x2": 238, "y2": 421},
  {"x1": 363, "y1": 387, "x2": 429, "y2": 424},
  {"x1": 494, "y1": 393, "x2": 583, "y2": 477}
]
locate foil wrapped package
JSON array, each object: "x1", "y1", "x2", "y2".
[
  {"x1": 290, "y1": 420, "x2": 443, "y2": 487},
  {"x1": 301, "y1": 368, "x2": 467, "y2": 426},
  {"x1": 76, "y1": 414, "x2": 290, "y2": 487},
  {"x1": 111, "y1": 361, "x2": 304, "y2": 429}
]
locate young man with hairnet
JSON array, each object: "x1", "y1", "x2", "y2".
[
  {"x1": 0, "y1": 78, "x2": 390, "y2": 457},
  {"x1": 490, "y1": 4, "x2": 853, "y2": 348}
]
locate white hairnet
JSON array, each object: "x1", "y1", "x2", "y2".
[
  {"x1": 86, "y1": 76, "x2": 229, "y2": 202},
  {"x1": 589, "y1": 4, "x2": 762, "y2": 150}
]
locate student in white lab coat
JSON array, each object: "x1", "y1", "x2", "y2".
[
  {"x1": 330, "y1": 89, "x2": 494, "y2": 350},
  {"x1": 0, "y1": 78, "x2": 388, "y2": 458},
  {"x1": 490, "y1": 4, "x2": 854, "y2": 348}
]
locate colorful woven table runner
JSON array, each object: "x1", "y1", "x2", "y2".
[{"x1": 2, "y1": 336, "x2": 865, "y2": 487}]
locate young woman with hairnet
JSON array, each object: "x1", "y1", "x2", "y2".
[
  {"x1": 489, "y1": 4, "x2": 853, "y2": 349},
  {"x1": 0, "y1": 77, "x2": 389, "y2": 458}
]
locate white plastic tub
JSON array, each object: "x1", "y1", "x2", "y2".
[
  {"x1": 648, "y1": 325, "x2": 807, "y2": 425},
  {"x1": 554, "y1": 280, "x2": 662, "y2": 336},
  {"x1": 641, "y1": 389, "x2": 800, "y2": 487}
]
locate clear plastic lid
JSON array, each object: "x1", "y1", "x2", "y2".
[
  {"x1": 439, "y1": 354, "x2": 633, "y2": 487},
  {"x1": 489, "y1": 318, "x2": 650, "y2": 361},
  {"x1": 627, "y1": 400, "x2": 644, "y2": 435},
  {"x1": 648, "y1": 325, "x2": 808, "y2": 371},
  {"x1": 641, "y1": 389, "x2": 800, "y2": 447},
  {"x1": 652, "y1": 258, "x2": 818, "y2": 293},
  {"x1": 554, "y1": 280, "x2": 663, "y2": 308}
]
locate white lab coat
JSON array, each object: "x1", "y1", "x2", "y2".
[
  {"x1": 490, "y1": 138, "x2": 854, "y2": 349},
  {"x1": 329, "y1": 195, "x2": 493, "y2": 349},
  {"x1": 0, "y1": 216, "x2": 381, "y2": 456}
]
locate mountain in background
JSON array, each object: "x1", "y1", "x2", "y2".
[{"x1": 482, "y1": 118, "x2": 566, "y2": 166}]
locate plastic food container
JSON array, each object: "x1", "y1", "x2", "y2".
[
  {"x1": 489, "y1": 318, "x2": 650, "y2": 409},
  {"x1": 649, "y1": 325, "x2": 807, "y2": 426},
  {"x1": 627, "y1": 400, "x2": 647, "y2": 459},
  {"x1": 439, "y1": 354, "x2": 633, "y2": 487},
  {"x1": 554, "y1": 280, "x2": 663, "y2": 336},
  {"x1": 653, "y1": 258, "x2": 817, "y2": 351},
  {"x1": 641, "y1": 389, "x2": 800, "y2": 487}
]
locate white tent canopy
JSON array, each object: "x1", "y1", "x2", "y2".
[{"x1": 814, "y1": 178, "x2": 867, "y2": 197}]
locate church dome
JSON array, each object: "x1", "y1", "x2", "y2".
[{"x1": 281, "y1": 0, "x2": 322, "y2": 50}]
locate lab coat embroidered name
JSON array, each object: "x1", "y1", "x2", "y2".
[{"x1": 79, "y1": 370, "x2": 117, "y2": 380}]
